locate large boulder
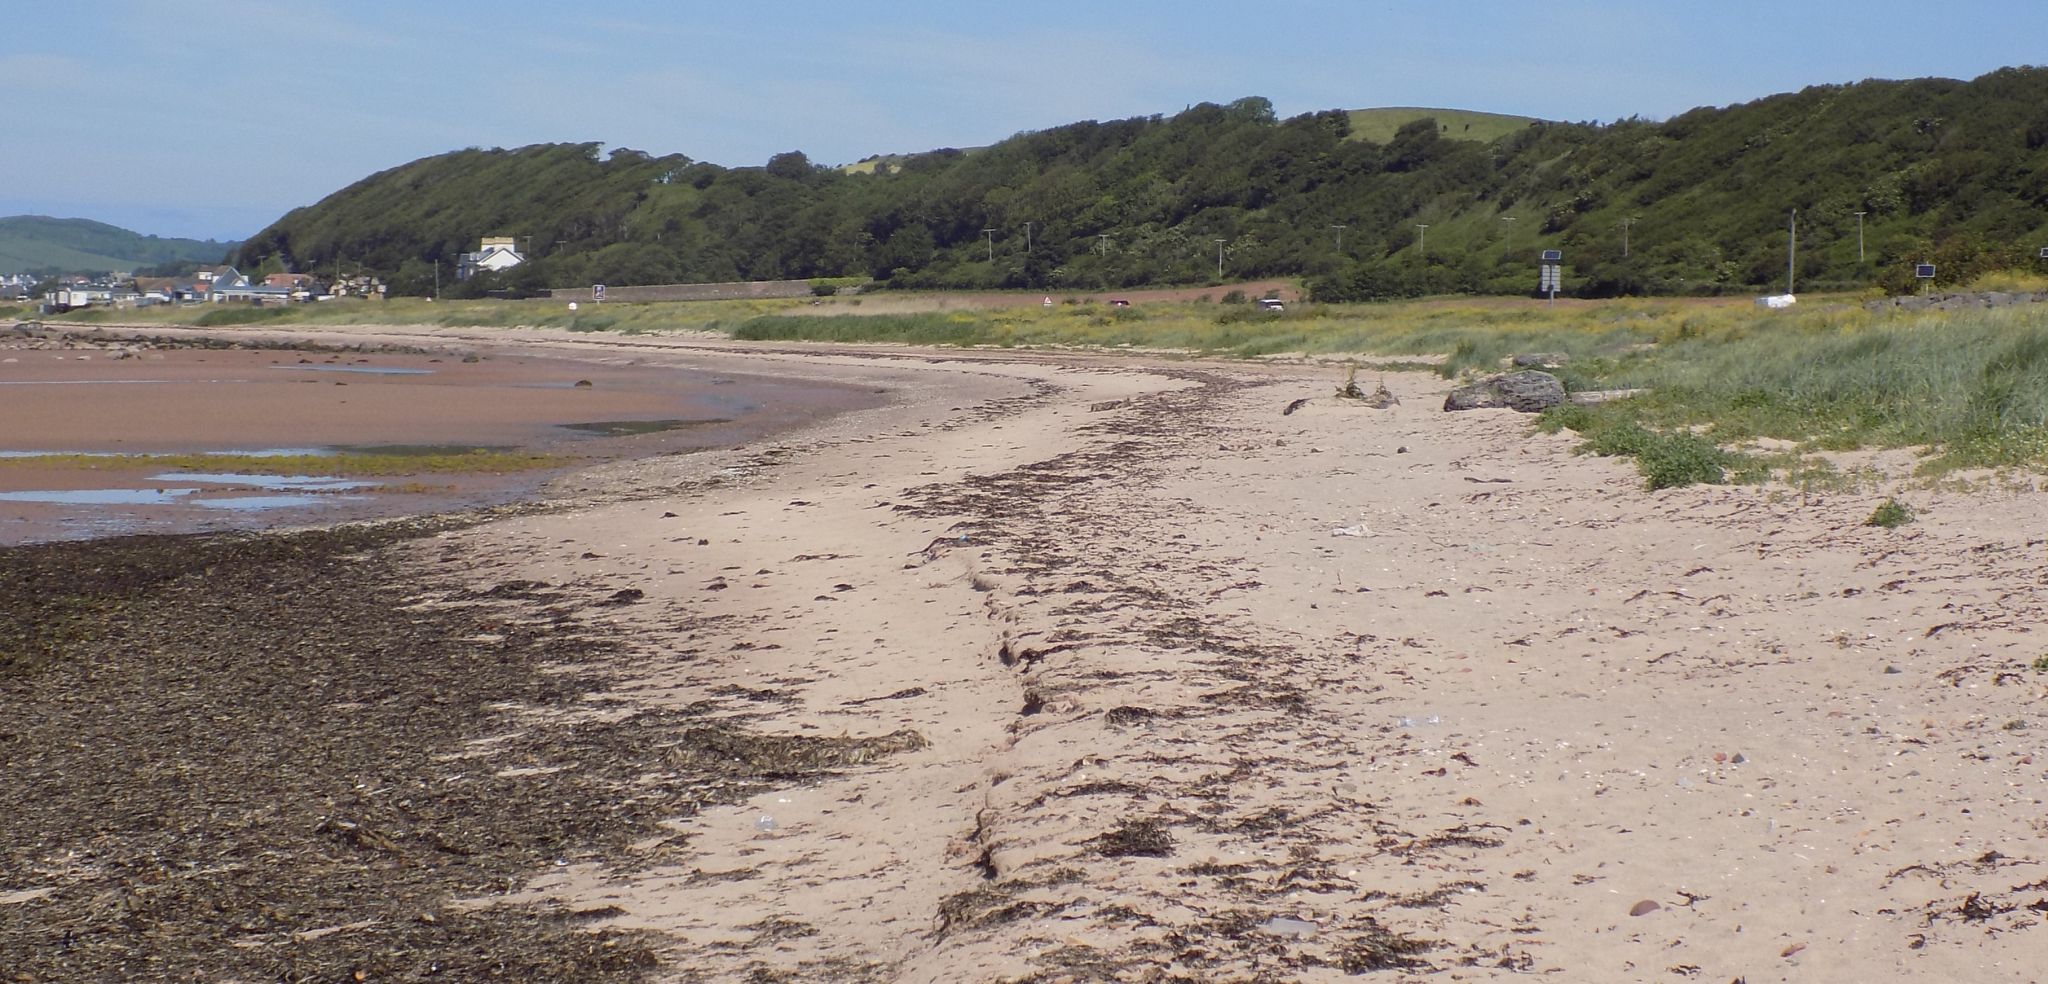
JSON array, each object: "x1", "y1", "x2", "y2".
[{"x1": 1443, "y1": 370, "x2": 1565, "y2": 413}]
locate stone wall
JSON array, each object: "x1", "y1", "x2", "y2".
[
  {"x1": 546, "y1": 280, "x2": 816, "y2": 303},
  {"x1": 1865, "y1": 289, "x2": 2048, "y2": 313}
]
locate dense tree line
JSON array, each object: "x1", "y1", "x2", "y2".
[{"x1": 235, "y1": 69, "x2": 2048, "y2": 300}]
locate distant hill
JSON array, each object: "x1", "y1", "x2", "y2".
[
  {"x1": 0, "y1": 216, "x2": 236, "y2": 276},
  {"x1": 237, "y1": 69, "x2": 2048, "y2": 300},
  {"x1": 1345, "y1": 107, "x2": 1541, "y2": 144}
]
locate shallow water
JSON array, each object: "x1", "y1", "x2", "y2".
[
  {"x1": 0, "y1": 448, "x2": 335, "y2": 459},
  {"x1": 0, "y1": 342, "x2": 885, "y2": 544},
  {"x1": 0, "y1": 488, "x2": 199, "y2": 505},
  {"x1": 154, "y1": 473, "x2": 379, "y2": 491}
]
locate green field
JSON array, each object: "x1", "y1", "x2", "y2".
[{"x1": 1344, "y1": 107, "x2": 1541, "y2": 144}]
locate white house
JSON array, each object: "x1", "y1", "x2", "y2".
[{"x1": 456, "y1": 236, "x2": 525, "y2": 280}]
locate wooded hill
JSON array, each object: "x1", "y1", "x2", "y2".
[
  {"x1": 234, "y1": 68, "x2": 2048, "y2": 301},
  {"x1": 0, "y1": 216, "x2": 236, "y2": 276}
]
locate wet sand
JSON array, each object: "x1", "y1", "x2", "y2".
[{"x1": 0, "y1": 332, "x2": 882, "y2": 543}]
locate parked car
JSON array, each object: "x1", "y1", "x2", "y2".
[{"x1": 1257, "y1": 298, "x2": 1285, "y2": 311}]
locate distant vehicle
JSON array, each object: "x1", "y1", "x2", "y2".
[
  {"x1": 1110, "y1": 298, "x2": 1130, "y2": 306},
  {"x1": 1258, "y1": 298, "x2": 1285, "y2": 311}
]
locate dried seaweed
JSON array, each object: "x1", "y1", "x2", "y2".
[{"x1": 0, "y1": 521, "x2": 925, "y2": 983}]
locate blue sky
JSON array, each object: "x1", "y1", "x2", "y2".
[{"x1": 5, "y1": 0, "x2": 2043, "y2": 241}]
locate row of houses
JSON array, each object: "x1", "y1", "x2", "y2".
[
  {"x1": 31, "y1": 267, "x2": 386, "y2": 313},
  {"x1": 12, "y1": 236, "x2": 514, "y2": 311},
  {"x1": 0, "y1": 273, "x2": 41, "y2": 302}
]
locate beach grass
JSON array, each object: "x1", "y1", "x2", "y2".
[{"x1": 1544, "y1": 304, "x2": 2048, "y2": 474}]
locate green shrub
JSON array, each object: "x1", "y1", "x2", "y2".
[
  {"x1": 1636, "y1": 432, "x2": 1730, "y2": 489},
  {"x1": 1536, "y1": 403, "x2": 1599, "y2": 435},
  {"x1": 1584, "y1": 421, "x2": 1657, "y2": 457},
  {"x1": 1865, "y1": 498, "x2": 1915, "y2": 528}
]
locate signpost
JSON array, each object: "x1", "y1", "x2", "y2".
[
  {"x1": 1914, "y1": 264, "x2": 1936, "y2": 298},
  {"x1": 1538, "y1": 250, "x2": 1563, "y2": 305},
  {"x1": 592, "y1": 283, "x2": 607, "y2": 304}
]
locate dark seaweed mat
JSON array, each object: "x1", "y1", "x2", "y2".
[{"x1": 0, "y1": 521, "x2": 915, "y2": 982}]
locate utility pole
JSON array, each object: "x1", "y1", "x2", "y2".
[
  {"x1": 1620, "y1": 216, "x2": 1636, "y2": 258},
  {"x1": 1788, "y1": 209, "x2": 1798, "y2": 296},
  {"x1": 1853, "y1": 210, "x2": 1867, "y2": 263},
  {"x1": 1214, "y1": 239, "x2": 1227, "y2": 279},
  {"x1": 433, "y1": 261, "x2": 439, "y2": 300},
  {"x1": 982, "y1": 227, "x2": 996, "y2": 262},
  {"x1": 1331, "y1": 224, "x2": 1347, "y2": 252},
  {"x1": 1415, "y1": 224, "x2": 1429, "y2": 262},
  {"x1": 1096, "y1": 233, "x2": 1111, "y2": 255}
]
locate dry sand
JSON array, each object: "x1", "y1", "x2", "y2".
[{"x1": 60, "y1": 322, "x2": 2048, "y2": 980}]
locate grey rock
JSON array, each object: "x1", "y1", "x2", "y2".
[
  {"x1": 1443, "y1": 370, "x2": 1566, "y2": 413},
  {"x1": 1511, "y1": 352, "x2": 1570, "y2": 369},
  {"x1": 1258, "y1": 916, "x2": 1319, "y2": 937}
]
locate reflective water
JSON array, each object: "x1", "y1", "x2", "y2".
[
  {"x1": 153, "y1": 473, "x2": 379, "y2": 491},
  {"x1": 0, "y1": 448, "x2": 335, "y2": 459},
  {"x1": 0, "y1": 488, "x2": 199, "y2": 505}
]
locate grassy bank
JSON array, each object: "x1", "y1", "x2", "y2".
[{"x1": 1548, "y1": 304, "x2": 2048, "y2": 475}]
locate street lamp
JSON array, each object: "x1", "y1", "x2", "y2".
[
  {"x1": 1853, "y1": 210, "x2": 1867, "y2": 263},
  {"x1": 982, "y1": 227, "x2": 996, "y2": 262},
  {"x1": 1414, "y1": 224, "x2": 1429, "y2": 262},
  {"x1": 1214, "y1": 239, "x2": 1227, "y2": 279},
  {"x1": 1620, "y1": 216, "x2": 1636, "y2": 258},
  {"x1": 1331, "y1": 224, "x2": 1347, "y2": 252}
]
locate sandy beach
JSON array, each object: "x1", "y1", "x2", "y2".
[
  {"x1": 373, "y1": 326, "x2": 2047, "y2": 981},
  {"x1": 7, "y1": 323, "x2": 2045, "y2": 982}
]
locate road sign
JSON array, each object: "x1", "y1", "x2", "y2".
[
  {"x1": 1914, "y1": 264, "x2": 1936, "y2": 279},
  {"x1": 593, "y1": 283, "x2": 607, "y2": 301},
  {"x1": 1540, "y1": 249, "x2": 1563, "y2": 262}
]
